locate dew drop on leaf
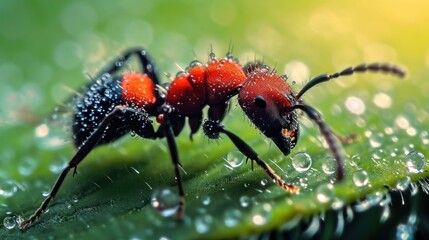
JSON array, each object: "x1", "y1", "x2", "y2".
[
  {"x1": 150, "y1": 188, "x2": 179, "y2": 217},
  {"x1": 321, "y1": 157, "x2": 336, "y2": 175},
  {"x1": 291, "y1": 152, "x2": 312, "y2": 172},
  {"x1": 15, "y1": 215, "x2": 24, "y2": 225},
  {"x1": 0, "y1": 180, "x2": 18, "y2": 198},
  {"x1": 223, "y1": 208, "x2": 241, "y2": 227},
  {"x1": 299, "y1": 177, "x2": 309, "y2": 188},
  {"x1": 396, "y1": 176, "x2": 411, "y2": 191},
  {"x1": 316, "y1": 183, "x2": 334, "y2": 203},
  {"x1": 223, "y1": 151, "x2": 244, "y2": 168},
  {"x1": 250, "y1": 203, "x2": 271, "y2": 226},
  {"x1": 405, "y1": 150, "x2": 425, "y2": 173},
  {"x1": 369, "y1": 133, "x2": 384, "y2": 148},
  {"x1": 18, "y1": 157, "x2": 37, "y2": 176},
  {"x1": 353, "y1": 170, "x2": 369, "y2": 187},
  {"x1": 239, "y1": 195, "x2": 250, "y2": 208},
  {"x1": 194, "y1": 215, "x2": 213, "y2": 233},
  {"x1": 3, "y1": 216, "x2": 16, "y2": 229},
  {"x1": 331, "y1": 198, "x2": 345, "y2": 210},
  {"x1": 201, "y1": 195, "x2": 211, "y2": 206}
]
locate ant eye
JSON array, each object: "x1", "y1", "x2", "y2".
[{"x1": 254, "y1": 95, "x2": 266, "y2": 108}]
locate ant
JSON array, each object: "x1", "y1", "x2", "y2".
[{"x1": 19, "y1": 47, "x2": 405, "y2": 229}]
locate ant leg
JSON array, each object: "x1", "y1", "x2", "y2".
[
  {"x1": 94, "y1": 47, "x2": 160, "y2": 85},
  {"x1": 20, "y1": 106, "x2": 149, "y2": 230},
  {"x1": 297, "y1": 100, "x2": 357, "y2": 145},
  {"x1": 291, "y1": 104, "x2": 345, "y2": 180},
  {"x1": 203, "y1": 120, "x2": 299, "y2": 193},
  {"x1": 296, "y1": 63, "x2": 405, "y2": 99},
  {"x1": 162, "y1": 114, "x2": 186, "y2": 218}
]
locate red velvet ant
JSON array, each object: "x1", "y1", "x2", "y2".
[{"x1": 19, "y1": 47, "x2": 405, "y2": 229}]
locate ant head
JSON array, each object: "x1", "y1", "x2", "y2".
[{"x1": 238, "y1": 68, "x2": 300, "y2": 155}]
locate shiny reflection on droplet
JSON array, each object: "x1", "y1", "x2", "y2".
[
  {"x1": 150, "y1": 188, "x2": 179, "y2": 217},
  {"x1": 322, "y1": 157, "x2": 336, "y2": 175},
  {"x1": 291, "y1": 152, "x2": 312, "y2": 172},
  {"x1": 239, "y1": 195, "x2": 250, "y2": 208},
  {"x1": 316, "y1": 183, "x2": 334, "y2": 203},
  {"x1": 223, "y1": 208, "x2": 242, "y2": 227},
  {"x1": 223, "y1": 151, "x2": 245, "y2": 169},
  {"x1": 3, "y1": 216, "x2": 16, "y2": 229},
  {"x1": 250, "y1": 203, "x2": 272, "y2": 226},
  {"x1": 201, "y1": 195, "x2": 211, "y2": 206},
  {"x1": 353, "y1": 170, "x2": 369, "y2": 187},
  {"x1": 405, "y1": 150, "x2": 425, "y2": 173},
  {"x1": 18, "y1": 157, "x2": 37, "y2": 176},
  {"x1": 396, "y1": 176, "x2": 411, "y2": 191},
  {"x1": 0, "y1": 180, "x2": 18, "y2": 198},
  {"x1": 194, "y1": 215, "x2": 213, "y2": 233}
]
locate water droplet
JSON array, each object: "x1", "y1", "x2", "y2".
[
  {"x1": 405, "y1": 150, "x2": 425, "y2": 173},
  {"x1": 316, "y1": 183, "x2": 334, "y2": 203},
  {"x1": 322, "y1": 157, "x2": 336, "y2": 175},
  {"x1": 260, "y1": 179, "x2": 268, "y2": 186},
  {"x1": 291, "y1": 152, "x2": 312, "y2": 172},
  {"x1": 209, "y1": 52, "x2": 216, "y2": 61},
  {"x1": 331, "y1": 198, "x2": 345, "y2": 210},
  {"x1": 15, "y1": 215, "x2": 24, "y2": 225},
  {"x1": 251, "y1": 214, "x2": 266, "y2": 226},
  {"x1": 396, "y1": 224, "x2": 414, "y2": 240},
  {"x1": 299, "y1": 177, "x2": 309, "y2": 188},
  {"x1": 18, "y1": 157, "x2": 37, "y2": 176},
  {"x1": 353, "y1": 170, "x2": 369, "y2": 187},
  {"x1": 250, "y1": 203, "x2": 271, "y2": 226},
  {"x1": 239, "y1": 195, "x2": 250, "y2": 208},
  {"x1": 223, "y1": 151, "x2": 244, "y2": 168},
  {"x1": 0, "y1": 180, "x2": 18, "y2": 198},
  {"x1": 49, "y1": 157, "x2": 68, "y2": 174},
  {"x1": 201, "y1": 195, "x2": 211, "y2": 206},
  {"x1": 396, "y1": 176, "x2": 411, "y2": 191},
  {"x1": 369, "y1": 133, "x2": 384, "y2": 148},
  {"x1": 151, "y1": 188, "x2": 179, "y2": 217},
  {"x1": 42, "y1": 187, "x2": 50, "y2": 197},
  {"x1": 194, "y1": 215, "x2": 213, "y2": 233},
  {"x1": 3, "y1": 216, "x2": 16, "y2": 229},
  {"x1": 223, "y1": 208, "x2": 241, "y2": 227}
]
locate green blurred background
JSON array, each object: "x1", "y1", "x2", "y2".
[
  {"x1": 1, "y1": 0, "x2": 429, "y2": 239},
  {"x1": 1, "y1": 0, "x2": 428, "y2": 117}
]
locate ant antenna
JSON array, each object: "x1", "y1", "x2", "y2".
[{"x1": 296, "y1": 63, "x2": 405, "y2": 99}]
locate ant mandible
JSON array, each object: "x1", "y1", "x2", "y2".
[{"x1": 19, "y1": 47, "x2": 405, "y2": 229}]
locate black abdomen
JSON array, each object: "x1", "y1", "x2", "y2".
[{"x1": 72, "y1": 75, "x2": 127, "y2": 148}]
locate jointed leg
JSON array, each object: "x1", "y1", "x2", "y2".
[
  {"x1": 291, "y1": 104, "x2": 345, "y2": 180},
  {"x1": 162, "y1": 115, "x2": 186, "y2": 218},
  {"x1": 203, "y1": 120, "x2": 299, "y2": 193},
  {"x1": 94, "y1": 48, "x2": 160, "y2": 85},
  {"x1": 20, "y1": 106, "x2": 149, "y2": 230}
]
